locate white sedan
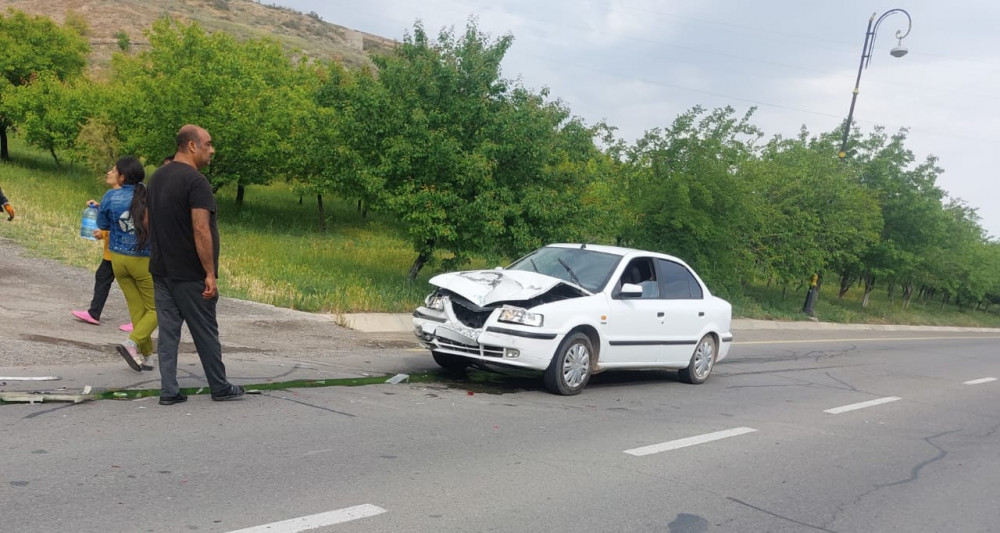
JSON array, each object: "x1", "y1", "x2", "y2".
[{"x1": 413, "y1": 244, "x2": 733, "y2": 395}]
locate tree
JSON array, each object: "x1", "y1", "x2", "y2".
[
  {"x1": 2, "y1": 72, "x2": 95, "y2": 166},
  {"x1": 115, "y1": 30, "x2": 131, "y2": 52},
  {"x1": 625, "y1": 106, "x2": 764, "y2": 295},
  {"x1": 336, "y1": 21, "x2": 603, "y2": 280},
  {"x1": 749, "y1": 128, "x2": 881, "y2": 299},
  {"x1": 845, "y1": 127, "x2": 947, "y2": 308},
  {"x1": 108, "y1": 18, "x2": 300, "y2": 205},
  {"x1": 287, "y1": 61, "x2": 355, "y2": 231},
  {"x1": 0, "y1": 9, "x2": 89, "y2": 161},
  {"x1": 75, "y1": 117, "x2": 122, "y2": 173}
]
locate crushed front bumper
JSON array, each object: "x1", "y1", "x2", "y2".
[{"x1": 413, "y1": 308, "x2": 560, "y2": 371}]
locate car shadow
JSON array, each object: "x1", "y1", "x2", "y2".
[{"x1": 431, "y1": 367, "x2": 680, "y2": 395}]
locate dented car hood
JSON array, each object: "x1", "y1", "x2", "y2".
[{"x1": 429, "y1": 270, "x2": 586, "y2": 307}]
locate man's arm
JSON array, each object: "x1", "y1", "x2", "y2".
[{"x1": 191, "y1": 208, "x2": 217, "y2": 299}]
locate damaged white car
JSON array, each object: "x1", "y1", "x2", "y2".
[{"x1": 413, "y1": 243, "x2": 733, "y2": 395}]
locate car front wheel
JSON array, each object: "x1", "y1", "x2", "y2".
[
  {"x1": 544, "y1": 332, "x2": 593, "y2": 395},
  {"x1": 679, "y1": 334, "x2": 716, "y2": 384}
]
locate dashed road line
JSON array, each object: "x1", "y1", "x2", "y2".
[
  {"x1": 963, "y1": 377, "x2": 997, "y2": 385},
  {"x1": 823, "y1": 396, "x2": 901, "y2": 414},
  {"x1": 227, "y1": 504, "x2": 387, "y2": 533},
  {"x1": 624, "y1": 427, "x2": 757, "y2": 457}
]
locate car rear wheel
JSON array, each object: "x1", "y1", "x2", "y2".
[
  {"x1": 544, "y1": 332, "x2": 593, "y2": 395},
  {"x1": 432, "y1": 351, "x2": 470, "y2": 371},
  {"x1": 679, "y1": 334, "x2": 716, "y2": 384}
]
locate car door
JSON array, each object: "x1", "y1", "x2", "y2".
[
  {"x1": 651, "y1": 258, "x2": 707, "y2": 365},
  {"x1": 603, "y1": 258, "x2": 663, "y2": 363}
]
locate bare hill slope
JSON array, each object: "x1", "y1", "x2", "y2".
[{"x1": 0, "y1": 0, "x2": 395, "y2": 70}]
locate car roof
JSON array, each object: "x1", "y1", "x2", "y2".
[{"x1": 545, "y1": 243, "x2": 688, "y2": 265}]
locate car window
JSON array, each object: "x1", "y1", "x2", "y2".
[
  {"x1": 616, "y1": 258, "x2": 659, "y2": 299},
  {"x1": 507, "y1": 247, "x2": 621, "y2": 292},
  {"x1": 656, "y1": 259, "x2": 703, "y2": 299}
]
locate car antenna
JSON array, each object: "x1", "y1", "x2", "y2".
[{"x1": 580, "y1": 243, "x2": 587, "y2": 249}]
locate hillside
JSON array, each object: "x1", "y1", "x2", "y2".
[{"x1": 0, "y1": 0, "x2": 396, "y2": 71}]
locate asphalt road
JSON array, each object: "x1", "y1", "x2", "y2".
[{"x1": 3, "y1": 333, "x2": 999, "y2": 532}]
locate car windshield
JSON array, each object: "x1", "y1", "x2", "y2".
[{"x1": 507, "y1": 246, "x2": 622, "y2": 292}]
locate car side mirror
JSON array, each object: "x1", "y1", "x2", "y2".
[{"x1": 620, "y1": 283, "x2": 643, "y2": 297}]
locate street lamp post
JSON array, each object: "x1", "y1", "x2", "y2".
[{"x1": 837, "y1": 9, "x2": 913, "y2": 160}]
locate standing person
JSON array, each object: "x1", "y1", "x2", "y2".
[
  {"x1": 0, "y1": 185, "x2": 14, "y2": 220},
  {"x1": 72, "y1": 171, "x2": 133, "y2": 332},
  {"x1": 97, "y1": 156, "x2": 158, "y2": 372},
  {"x1": 148, "y1": 125, "x2": 243, "y2": 405}
]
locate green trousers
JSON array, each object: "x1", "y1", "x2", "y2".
[{"x1": 111, "y1": 252, "x2": 157, "y2": 356}]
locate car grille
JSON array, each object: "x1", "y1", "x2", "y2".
[
  {"x1": 448, "y1": 296, "x2": 494, "y2": 329},
  {"x1": 433, "y1": 334, "x2": 504, "y2": 358}
]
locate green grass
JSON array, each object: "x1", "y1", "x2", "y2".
[
  {"x1": 737, "y1": 280, "x2": 1000, "y2": 328},
  {"x1": 214, "y1": 184, "x2": 437, "y2": 312},
  {"x1": 3, "y1": 137, "x2": 999, "y2": 326}
]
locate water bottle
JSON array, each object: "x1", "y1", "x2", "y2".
[{"x1": 80, "y1": 205, "x2": 98, "y2": 240}]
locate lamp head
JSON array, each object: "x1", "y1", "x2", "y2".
[{"x1": 890, "y1": 46, "x2": 908, "y2": 58}]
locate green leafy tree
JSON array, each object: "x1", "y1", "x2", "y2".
[
  {"x1": 115, "y1": 30, "x2": 131, "y2": 52},
  {"x1": 287, "y1": 61, "x2": 356, "y2": 231},
  {"x1": 625, "y1": 106, "x2": 764, "y2": 295},
  {"x1": 0, "y1": 9, "x2": 89, "y2": 161},
  {"x1": 845, "y1": 127, "x2": 947, "y2": 308},
  {"x1": 75, "y1": 117, "x2": 123, "y2": 173},
  {"x1": 3, "y1": 72, "x2": 95, "y2": 166},
  {"x1": 336, "y1": 21, "x2": 603, "y2": 280},
  {"x1": 583, "y1": 123, "x2": 637, "y2": 246},
  {"x1": 108, "y1": 19, "x2": 300, "y2": 205},
  {"x1": 748, "y1": 128, "x2": 881, "y2": 298}
]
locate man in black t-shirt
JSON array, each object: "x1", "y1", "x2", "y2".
[{"x1": 148, "y1": 124, "x2": 244, "y2": 405}]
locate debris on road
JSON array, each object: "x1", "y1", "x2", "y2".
[{"x1": 0, "y1": 385, "x2": 93, "y2": 404}]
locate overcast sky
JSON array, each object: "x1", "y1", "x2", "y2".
[{"x1": 272, "y1": 0, "x2": 1000, "y2": 239}]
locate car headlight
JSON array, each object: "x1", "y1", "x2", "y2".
[
  {"x1": 498, "y1": 306, "x2": 544, "y2": 327},
  {"x1": 424, "y1": 292, "x2": 445, "y2": 311}
]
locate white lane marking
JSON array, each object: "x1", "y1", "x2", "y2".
[
  {"x1": 227, "y1": 504, "x2": 387, "y2": 533},
  {"x1": 624, "y1": 427, "x2": 757, "y2": 457},
  {"x1": 824, "y1": 396, "x2": 901, "y2": 414},
  {"x1": 964, "y1": 377, "x2": 997, "y2": 385}
]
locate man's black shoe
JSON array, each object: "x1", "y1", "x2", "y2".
[
  {"x1": 211, "y1": 385, "x2": 245, "y2": 402},
  {"x1": 159, "y1": 393, "x2": 187, "y2": 406}
]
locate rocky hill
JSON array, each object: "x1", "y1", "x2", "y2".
[{"x1": 0, "y1": 0, "x2": 395, "y2": 72}]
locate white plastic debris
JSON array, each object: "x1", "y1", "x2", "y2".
[{"x1": 385, "y1": 374, "x2": 410, "y2": 384}]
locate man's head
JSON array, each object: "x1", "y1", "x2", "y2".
[{"x1": 175, "y1": 125, "x2": 214, "y2": 169}]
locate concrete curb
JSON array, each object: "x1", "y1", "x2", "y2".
[{"x1": 343, "y1": 312, "x2": 415, "y2": 333}]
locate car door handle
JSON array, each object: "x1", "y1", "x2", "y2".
[
  {"x1": 657, "y1": 312, "x2": 665, "y2": 317},
  {"x1": 698, "y1": 312, "x2": 705, "y2": 317}
]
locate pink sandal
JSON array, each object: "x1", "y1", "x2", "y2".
[{"x1": 72, "y1": 310, "x2": 100, "y2": 325}]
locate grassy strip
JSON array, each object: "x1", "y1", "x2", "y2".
[
  {"x1": 0, "y1": 376, "x2": 415, "y2": 405},
  {"x1": 0, "y1": 369, "x2": 545, "y2": 405},
  {"x1": 88, "y1": 373, "x2": 443, "y2": 402}
]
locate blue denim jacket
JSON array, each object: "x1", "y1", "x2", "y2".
[{"x1": 97, "y1": 185, "x2": 150, "y2": 257}]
